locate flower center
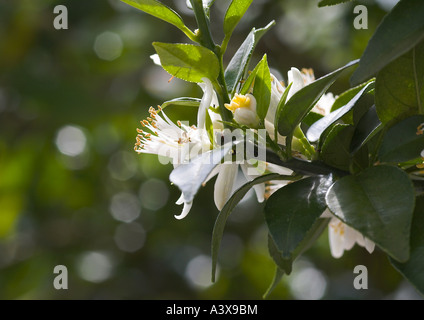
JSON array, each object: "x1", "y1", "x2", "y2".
[{"x1": 225, "y1": 94, "x2": 253, "y2": 112}]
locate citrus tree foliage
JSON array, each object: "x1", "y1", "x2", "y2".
[{"x1": 124, "y1": 0, "x2": 424, "y2": 296}]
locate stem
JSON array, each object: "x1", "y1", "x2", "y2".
[
  {"x1": 190, "y1": 0, "x2": 233, "y2": 125},
  {"x1": 265, "y1": 149, "x2": 349, "y2": 177},
  {"x1": 189, "y1": 0, "x2": 215, "y2": 50},
  {"x1": 181, "y1": 26, "x2": 199, "y2": 43},
  {"x1": 286, "y1": 133, "x2": 293, "y2": 160},
  {"x1": 413, "y1": 47, "x2": 423, "y2": 114}
]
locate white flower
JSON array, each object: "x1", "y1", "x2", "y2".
[
  {"x1": 265, "y1": 67, "x2": 336, "y2": 142},
  {"x1": 135, "y1": 78, "x2": 216, "y2": 219},
  {"x1": 224, "y1": 93, "x2": 260, "y2": 128},
  {"x1": 322, "y1": 209, "x2": 375, "y2": 258}
]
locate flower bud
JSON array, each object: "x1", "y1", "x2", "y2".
[{"x1": 225, "y1": 93, "x2": 260, "y2": 128}]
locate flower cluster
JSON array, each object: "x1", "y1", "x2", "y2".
[{"x1": 134, "y1": 67, "x2": 375, "y2": 258}]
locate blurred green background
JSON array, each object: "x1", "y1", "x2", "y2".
[{"x1": 0, "y1": 0, "x2": 421, "y2": 299}]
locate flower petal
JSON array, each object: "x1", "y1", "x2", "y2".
[
  {"x1": 197, "y1": 77, "x2": 214, "y2": 129},
  {"x1": 287, "y1": 67, "x2": 305, "y2": 100},
  {"x1": 328, "y1": 217, "x2": 345, "y2": 259},
  {"x1": 214, "y1": 163, "x2": 238, "y2": 211},
  {"x1": 174, "y1": 200, "x2": 193, "y2": 220}
]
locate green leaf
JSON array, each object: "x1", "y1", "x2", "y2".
[
  {"x1": 267, "y1": 217, "x2": 329, "y2": 275},
  {"x1": 186, "y1": 0, "x2": 216, "y2": 16},
  {"x1": 351, "y1": 0, "x2": 424, "y2": 85},
  {"x1": 211, "y1": 173, "x2": 296, "y2": 282},
  {"x1": 330, "y1": 82, "x2": 371, "y2": 113},
  {"x1": 267, "y1": 234, "x2": 293, "y2": 275},
  {"x1": 264, "y1": 217, "x2": 329, "y2": 298},
  {"x1": 265, "y1": 175, "x2": 333, "y2": 259},
  {"x1": 350, "y1": 105, "x2": 383, "y2": 155},
  {"x1": 169, "y1": 143, "x2": 233, "y2": 204},
  {"x1": 222, "y1": 0, "x2": 253, "y2": 52},
  {"x1": 121, "y1": 0, "x2": 194, "y2": 38},
  {"x1": 318, "y1": 0, "x2": 352, "y2": 7},
  {"x1": 320, "y1": 124, "x2": 354, "y2": 172},
  {"x1": 278, "y1": 60, "x2": 359, "y2": 137},
  {"x1": 252, "y1": 55, "x2": 271, "y2": 120},
  {"x1": 307, "y1": 81, "x2": 374, "y2": 142},
  {"x1": 391, "y1": 196, "x2": 424, "y2": 296},
  {"x1": 326, "y1": 165, "x2": 415, "y2": 262},
  {"x1": 239, "y1": 68, "x2": 256, "y2": 95},
  {"x1": 375, "y1": 41, "x2": 424, "y2": 123},
  {"x1": 379, "y1": 115, "x2": 424, "y2": 163},
  {"x1": 224, "y1": 21, "x2": 275, "y2": 94},
  {"x1": 161, "y1": 97, "x2": 201, "y2": 109},
  {"x1": 153, "y1": 42, "x2": 219, "y2": 83},
  {"x1": 263, "y1": 266, "x2": 285, "y2": 299}
]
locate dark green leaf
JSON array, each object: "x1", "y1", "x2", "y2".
[
  {"x1": 268, "y1": 234, "x2": 293, "y2": 275},
  {"x1": 222, "y1": 0, "x2": 253, "y2": 51},
  {"x1": 224, "y1": 21, "x2": 275, "y2": 94},
  {"x1": 153, "y1": 42, "x2": 219, "y2": 83},
  {"x1": 318, "y1": 0, "x2": 352, "y2": 7},
  {"x1": 267, "y1": 217, "x2": 329, "y2": 274},
  {"x1": 169, "y1": 143, "x2": 233, "y2": 204},
  {"x1": 326, "y1": 165, "x2": 415, "y2": 262},
  {"x1": 351, "y1": 0, "x2": 424, "y2": 85},
  {"x1": 252, "y1": 55, "x2": 271, "y2": 120},
  {"x1": 239, "y1": 67, "x2": 256, "y2": 95},
  {"x1": 121, "y1": 0, "x2": 193, "y2": 36},
  {"x1": 161, "y1": 97, "x2": 201, "y2": 109},
  {"x1": 379, "y1": 115, "x2": 424, "y2": 163},
  {"x1": 321, "y1": 124, "x2": 354, "y2": 172},
  {"x1": 391, "y1": 196, "x2": 424, "y2": 296},
  {"x1": 264, "y1": 217, "x2": 329, "y2": 298},
  {"x1": 265, "y1": 175, "x2": 333, "y2": 259},
  {"x1": 263, "y1": 267, "x2": 285, "y2": 299},
  {"x1": 375, "y1": 41, "x2": 424, "y2": 123},
  {"x1": 307, "y1": 81, "x2": 374, "y2": 142},
  {"x1": 211, "y1": 173, "x2": 295, "y2": 282},
  {"x1": 350, "y1": 105, "x2": 383, "y2": 155},
  {"x1": 278, "y1": 60, "x2": 358, "y2": 136}
]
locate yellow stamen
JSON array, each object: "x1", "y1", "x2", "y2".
[
  {"x1": 225, "y1": 93, "x2": 252, "y2": 112},
  {"x1": 416, "y1": 123, "x2": 424, "y2": 135}
]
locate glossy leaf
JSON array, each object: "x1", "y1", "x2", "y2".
[
  {"x1": 351, "y1": 0, "x2": 424, "y2": 85},
  {"x1": 211, "y1": 173, "x2": 296, "y2": 282},
  {"x1": 375, "y1": 41, "x2": 424, "y2": 123},
  {"x1": 265, "y1": 175, "x2": 333, "y2": 259},
  {"x1": 391, "y1": 196, "x2": 424, "y2": 296},
  {"x1": 318, "y1": 0, "x2": 352, "y2": 7},
  {"x1": 153, "y1": 42, "x2": 219, "y2": 83},
  {"x1": 121, "y1": 0, "x2": 193, "y2": 37},
  {"x1": 267, "y1": 218, "x2": 329, "y2": 275},
  {"x1": 252, "y1": 55, "x2": 271, "y2": 120},
  {"x1": 350, "y1": 105, "x2": 382, "y2": 155},
  {"x1": 222, "y1": 0, "x2": 253, "y2": 51},
  {"x1": 278, "y1": 60, "x2": 358, "y2": 136},
  {"x1": 307, "y1": 81, "x2": 374, "y2": 142},
  {"x1": 326, "y1": 165, "x2": 415, "y2": 262},
  {"x1": 169, "y1": 143, "x2": 233, "y2": 204},
  {"x1": 161, "y1": 97, "x2": 201, "y2": 109},
  {"x1": 224, "y1": 21, "x2": 275, "y2": 94},
  {"x1": 378, "y1": 115, "x2": 424, "y2": 163},
  {"x1": 321, "y1": 124, "x2": 354, "y2": 172}
]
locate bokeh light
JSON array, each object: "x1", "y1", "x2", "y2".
[
  {"x1": 55, "y1": 125, "x2": 87, "y2": 157},
  {"x1": 94, "y1": 31, "x2": 124, "y2": 61}
]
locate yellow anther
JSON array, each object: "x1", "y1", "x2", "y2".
[{"x1": 224, "y1": 94, "x2": 252, "y2": 112}]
